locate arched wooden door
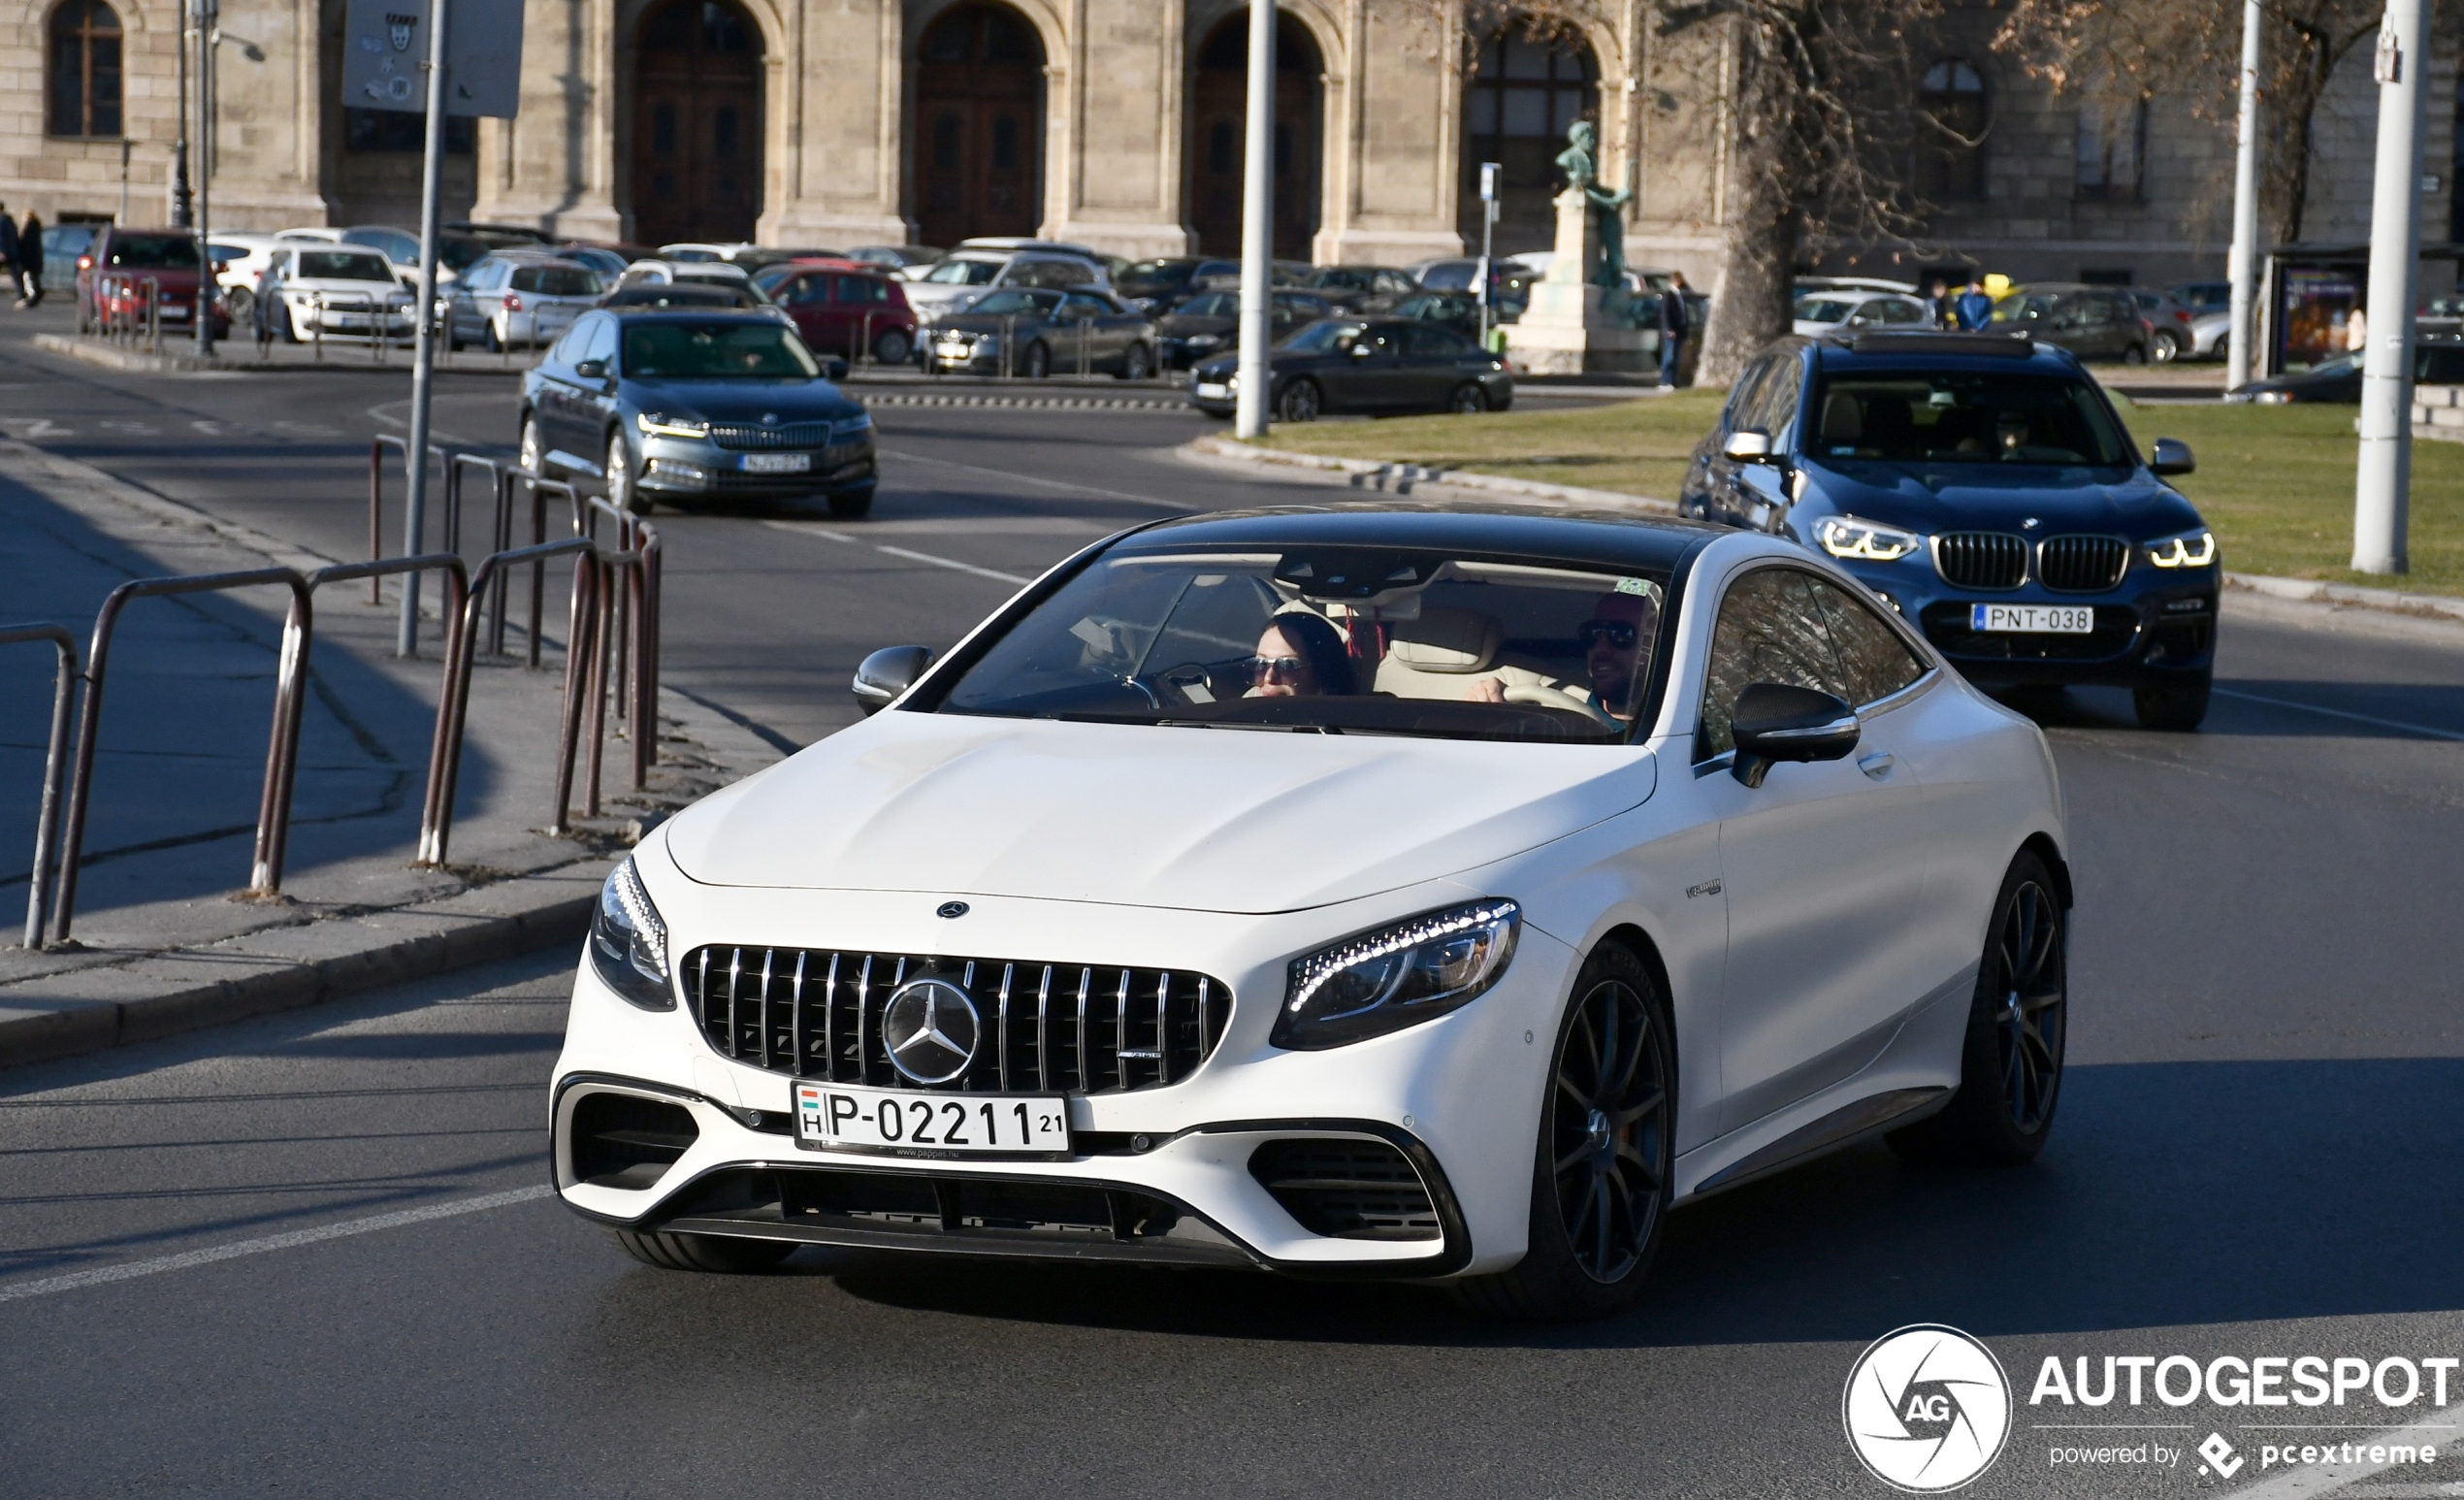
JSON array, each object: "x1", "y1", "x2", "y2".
[
  {"x1": 911, "y1": 4, "x2": 1046, "y2": 250},
  {"x1": 632, "y1": 0, "x2": 763, "y2": 247},
  {"x1": 1188, "y1": 14, "x2": 1321, "y2": 259}
]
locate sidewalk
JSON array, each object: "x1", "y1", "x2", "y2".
[{"x1": 0, "y1": 438, "x2": 779, "y2": 1069}]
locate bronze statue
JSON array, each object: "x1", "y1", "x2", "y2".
[{"x1": 1555, "y1": 120, "x2": 1635, "y2": 292}]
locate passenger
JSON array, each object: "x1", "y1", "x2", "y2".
[
  {"x1": 1461, "y1": 587, "x2": 1657, "y2": 721},
  {"x1": 1248, "y1": 611, "x2": 1355, "y2": 698}
]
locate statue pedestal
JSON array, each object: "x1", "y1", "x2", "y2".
[{"x1": 1508, "y1": 187, "x2": 1653, "y2": 375}]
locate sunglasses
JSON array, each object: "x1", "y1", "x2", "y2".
[
  {"x1": 1248, "y1": 654, "x2": 1309, "y2": 682},
  {"x1": 1578, "y1": 620, "x2": 1639, "y2": 649}
]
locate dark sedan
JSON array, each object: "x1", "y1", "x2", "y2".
[
  {"x1": 519, "y1": 310, "x2": 877, "y2": 519},
  {"x1": 1153, "y1": 289, "x2": 1338, "y2": 369},
  {"x1": 1293, "y1": 265, "x2": 1421, "y2": 307},
  {"x1": 1360, "y1": 288, "x2": 1486, "y2": 338},
  {"x1": 1680, "y1": 330, "x2": 2217, "y2": 729},
  {"x1": 2225, "y1": 342, "x2": 2464, "y2": 404},
  {"x1": 924, "y1": 287, "x2": 1156, "y2": 378},
  {"x1": 1188, "y1": 317, "x2": 1513, "y2": 421}
]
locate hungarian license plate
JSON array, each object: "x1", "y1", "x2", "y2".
[
  {"x1": 741, "y1": 452, "x2": 812, "y2": 474},
  {"x1": 1971, "y1": 603, "x2": 2094, "y2": 634},
  {"x1": 792, "y1": 1081, "x2": 1071, "y2": 1158},
  {"x1": 161, "y1": 306, "x2": 191, "y2": 320},
  {"x1": 1194, "y1": 381, "x2": 1230, "y2": 400}
]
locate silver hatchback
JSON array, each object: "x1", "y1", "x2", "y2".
[{"x1": 445, "y1": 253, "x2": 605, "y2": 353}]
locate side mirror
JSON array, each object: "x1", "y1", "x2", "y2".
[
  {"x1": 853, "y1": 645, "x2": 931, "y2": 714},
  {"x1": 573, "y1": 359, "x2": 605, "y2": 379},
  {"x1": 1722, "y1": 428, "x2": 1774, "y2": 463},
  {"x1": 1349, "y1": 342, "x2": 1375, "y2": 358},
  {"x1": 2148, "y1": 437, "x2": 2195, "y2": 475},
  {"x1": 1730, "y1": 683, "x2": 1859, "y2": 788},
  {"x1": 821, "y1": 355, "x2": 850, "y2": 381}
]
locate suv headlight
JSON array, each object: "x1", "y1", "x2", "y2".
[
  {"x1": 636, "y1": 412, "x2": 710, "y2": 440},
  {"x1": 1814, "y1": 514, "x2": 1924, "y2": 562},
  {"x1": 2146, "y1": 528, "x2": 2218, "y2": 569},
  {"x1": 589, "y1": 857, "x2": 673, "y2": 1010},
  {"x1": 1274, "y1": 899, "x2": 1520, "y2": 1051}
]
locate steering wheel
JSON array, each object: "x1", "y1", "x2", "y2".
[{"x1": 1503, "y1": 683, "x2": 1620, "y2": 728}]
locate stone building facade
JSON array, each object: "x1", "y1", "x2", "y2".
[{"x1": 1, "y1": 0, "x2": 2448, "y2": 299}]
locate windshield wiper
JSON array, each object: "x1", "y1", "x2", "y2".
[{"x1": 1157, "y1": 719, "x2": 1344, "y2": 734}]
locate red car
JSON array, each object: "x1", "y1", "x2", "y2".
[
  {"x1": 76, "y1": 227, "x2": 233, "y2": 338},
  {"x1": 754, "y1": 258, "x2": 919, "y2": 365}
]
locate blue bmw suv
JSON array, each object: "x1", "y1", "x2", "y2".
[{"x1": 1680, "y1": 330, "x2": 2219, "y2": 729}]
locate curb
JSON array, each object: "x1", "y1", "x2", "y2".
[
  {"x1": 864, "y1": 392, "x2": 1194, "y2": 411},
  {"x1": 1182, "y1": 433, "x2": 1678, "y2": 513},
  {"x1": 2223, "y1": 570, "x2": 2464, "y2": 627},
  {"x1": 29, "y1": 331, "x2": 472, "y2": 377}
]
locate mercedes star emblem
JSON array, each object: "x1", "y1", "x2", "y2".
[
  {"x1": 882, "y1": 978, "x2": 981, "y2": 1084},
  {"x1": 936, "y1": 900, "x2": 969, "y2": 919}
]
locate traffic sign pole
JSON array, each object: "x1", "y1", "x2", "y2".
[{"x1": 399, "y1": 0, "x2": 452, "y2": 656}]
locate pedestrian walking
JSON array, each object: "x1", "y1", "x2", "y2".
[
  {"x1": 0, "y1": 206, "x2": 17, "y2": 308},
  {"x1": 1658, "y1": 271, "x2": 1690, "y2": 388},
  {"x1": 16, "y1": 212, "x2": 43, "y2": 308},
  {"x1": 1954, "y1": 276, "x2": 1994, "y2": 332}
]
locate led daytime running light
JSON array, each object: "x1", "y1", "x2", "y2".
[
  {"x1": 607, "y1": 857, "x2": 667, "y2": 975},
  {"x1": 1815, "y1": 515, "x2": 1923, "y2": 563},
  {"x1": 636, "y1": 411, "x2": 710, "y2": 440},
  {"x1": 1287, "y1": 898, "x2": 1519, "y2": 1017},
  {"x1": 2146, "y1": 530, "x2": 2217, "y2": 569}
]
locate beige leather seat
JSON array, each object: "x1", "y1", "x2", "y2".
[{"x1": 1374, "y1": 606, "x2": 1601, "y2": 719}]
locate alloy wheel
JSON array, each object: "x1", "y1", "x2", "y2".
[
  {"x1": 1449, "y1": 383, "x2": 1487, "y2": 414},
  {"x1": 1990, "y1": 881, "x2": 2065, "y2": 1132},
  {"x1": 1278, "y1": 380, "x2": 1321, "y2": 423},
  {"x1": 1550, "y1": 977, "x2": 1670, "y2": 1284}
]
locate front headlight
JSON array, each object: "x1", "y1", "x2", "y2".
[
  {"x1": 1274, "y1": 899, "x2": 1520, "y2": 1051},
  {"x1": 1187, "y1": 334, "x2": 1223, "y2": 348},
  {"x1": 636, "y1": 411, "x2": 709, "y2": 440},
  {"x1": 2254, "y1": 390, "x2": 2292, "y2": 406},
  {"x1": 1814, "y1": 514, "x2": 1925, "y2": 562},
  {"x1": 2146, "y1": 528, "x2": 2218, "y2": 569},
  {"x1": 830, "y1": 413, "x2": 874, "y2": 442},
  {"x1": 589, "y1": 857, "x2": 673, "y2": 1010}
]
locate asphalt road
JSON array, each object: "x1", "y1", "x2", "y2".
[{"x1": 5, "y1": 310, "x2": 2463, "y2": 1498}]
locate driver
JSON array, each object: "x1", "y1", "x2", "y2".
[{"x1": 1248, "y1": 610, "x2": 1355, "y2": 698}]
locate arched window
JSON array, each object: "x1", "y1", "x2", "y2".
[
  {"x1": 50, "y1": 0, "x2": 123, "y2": 139},
  {"x1": 1459, "y1": 26, "x2": 1599, "y2": 252},
  {"x1": 1915, "y1": 59, "x2": 1988, "y2": 201}
]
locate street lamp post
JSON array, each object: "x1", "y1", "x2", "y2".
[
  {"x1": 2353, "y1": 0, "x2": 2429, "y2": 575},
  {"x1": 1476, "y1": 162, "x2": 1500, "y2": 351},
  {"x1": 171, "y1": 4, "x2": 193, "y2": 228},
  {"x1": 194, "y1": 0, "x2": 216, "y2": 356},
  {"x1": 399, "y1": 0, "x2": 453, "y2": 655},
  {"x1": 2225, "y1": 0, "x2": 2261, "y2": 393},
  {"x1": 1233, "y1": 2, "x2": 1275, "y2": 440}
]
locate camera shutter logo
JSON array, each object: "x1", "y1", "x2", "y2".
[
  {"x1": 882, "y1": 978, "x2": 981, "y2": 1085},
  {"x1": 1842, "y1": 1324, "x2": 2012, "y2": 1491}
]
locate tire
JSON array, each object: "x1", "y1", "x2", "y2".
[
  {"x1": 1453, "y1": 943, "x2": 1675, "y2": 1321},
  {"x1": 1022, "y1": 341, "x2": 1051, "y2": 378},
  {"x1": 605, "y1": 430, "x2": 648, "y2": 515},
  {"x1": 827, "y1": 487, "x2": 875, "y2": 520},
  {"x1": 2151, "y1": 329, "x2": 2182, "y2": 363},
  {"x1": 1119, "y1": 342, "x2": 1153, "y2": 381},
  {"x1": 2121, "y1": 342, "x2": 2148, "y2": 366},
  {"x1": 2132, "y1": 673, "x2": 2212, "y2": 731},
  {"x1": 873, "y1": 327, "x2": 913, "y2": 365},
  {"x1": 609, "y1": 1227, "x2": 796, "y2": 1274},
  {"x1": 1447, "y1": 382, "x2": 1489, "y2": 414},
  {"x1": 1276, "y1": 378, "x2": 1323, "y2": 424},
  {"x1": 223, "y1": 285, "x2": 253, "y2": 322},
  {"x1": 1887, "y1": 852, "x2": 2067, "y2": 1167},
  {"x1": 518, "y1": 414, "x2": 546, "y2": 475},
  {"x1": 484, "y1": 321, "x2": 503, "y2": 354}
]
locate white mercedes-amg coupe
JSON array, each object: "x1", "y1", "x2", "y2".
[{"x1": 552, "y1": 505, "x2": 2070, "y2": 1320}]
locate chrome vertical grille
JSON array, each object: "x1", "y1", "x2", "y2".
[
  {"x1": 2035, "y1": 534, "x2": 2131, "y2": 592},
  {"x1": 681, "y1": 945, "x2": 1229, "y2": 1094},
  {"x1": 1932, "y1": 531, "x2": 2029, "y2": 590}
]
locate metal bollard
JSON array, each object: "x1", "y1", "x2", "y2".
[{"x1": 1, "y1": 624, "x2": 79, "y2": 950}]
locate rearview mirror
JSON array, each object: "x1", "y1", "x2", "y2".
[
  {"x1": 821, "y1": 355, "x2": 850, "y2": 381},
  {"x1": 1730, "y1": 683, "x2": 1859, "y2": 788},
  {"x1": 1722, "y1": 428, "x2": 1774, "y2": 463},
  {"x1": 2148, "y1": 437, "x2": 2195, "y2": 475},
  {"x1": 853, "y1": 645, "x2": 932, "y2": 714}
]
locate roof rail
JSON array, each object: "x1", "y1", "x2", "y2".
[{"x1": 1844, "y1": 330, "x2": 2036, "y2": 357}]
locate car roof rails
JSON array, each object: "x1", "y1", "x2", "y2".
[{"x1": 1845, "y1": 330, "x2": 2036, "y2": 357}]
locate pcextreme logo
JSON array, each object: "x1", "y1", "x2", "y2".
[{"x1": 1843, "y1": 1324, "x2": 2015, "y2": 1491}]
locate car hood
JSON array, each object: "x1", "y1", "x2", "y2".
[
  {"x1": 664, "y1": 713, "x2": 1657, "y2": 914},
  {"x1": 1800, "y1": 461, "x2": 2203, "y2": 538},
  {"x1": 620, "y1": 377, "x2": 862, "y2": 423}
]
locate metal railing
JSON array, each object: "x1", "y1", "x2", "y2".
[
  {"x1": 367, "y1": 435, "x2": 455, "y2": 618},
  {"x1": 568, "y1": 491, "x2": 664, "y2": 793},
  {"x1": 2, "y1": 625, "x2": 78, "y2": 950},
  {"x1": 90, "y1": 273, "x2": 163, "y2": 352}
]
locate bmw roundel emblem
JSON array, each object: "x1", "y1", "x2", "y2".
[{"x1": 936, "y1": 900, "x2": 969, "y2": 919}]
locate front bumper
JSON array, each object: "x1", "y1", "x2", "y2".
[
  {"x1": 1833, "y1": 555, "x2": 2220, "y2": 688},
  {"x1": 636, "y1": 434, "x2": 878, "y2": 497},
  {"x1": 549, "y1": 862, "x2": 1580, "y2": 1278}
]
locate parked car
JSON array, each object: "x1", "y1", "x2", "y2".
[
  {"x1": 1361, "y1": 288, "x2": 1485, "y2": 339},
  {"x1": 600, "y1": 283, "x2": 763, "y2": 312},
  {"x1": 1793, "y1": 290, "x2": 1933, "y2": 338},
  {"x1": 520, "y1": 309, "x2": 875, "y2": 518},
  {"x1": 2188, "y1": 309, "x2": 2231, "y2": 360},
  {"x1": 2169, "y1": 280, "x2": 2230, "y2": 316},
  {"x1": 336, "y1": 224, "x2": 491, "y2": 288},
  {"x1": 553, "y1": 501, "x2": 2074, "y2": 1320},
  {"x1": 762, "y1": 261, "x2": 922, "y2": 365},
  {"x1": 613, "y1": 260, "x2": 789, "y2": 323},
  {"x1": 2223, "y1": 342, "x2": 2464, "y2": 403},
  {"x1": 1151, "y1": 289, "x2": 1338, "y2": 369},
  {"x1": 900, "y1": 250, "x2": 1113, "y2": 323},
  {"x1": 444, "y1": 252, "x2": 604, "y2": 351},
  {"x1": 74, "y1": 226, "x2": 232, "y2": 338},
  {"x1": 543, "y1": 244, "x2": 632, "y2": 279},
  {"x1": 1189, "y1": 317, "x2": 1512, "y2": 420},
  {"x1": 1680, "y1": 329, "x2": 2217, "y2": 728},
  {"x1": 954, "y1": 237, "x2": 1133, "y2": 281},
  {"x1": 2127, "y1": 289, "x2": 2199, "y2": 362},
  {"x1": 202, "y1": 230, "x2": 313, "y2": 322},
  {"x1": 1794, "y1": 275, "x2": 1922, "y2": 298},
  {"x1": 1293, "y1": 264, "x2": 1422, "y2": 308},
  {"x1": 259, "y1": 245, "x2": 415, "y2": 342},
  {"x1": 44, "y1": 222, "x2": 102, "y2": 269},
  {"x1": 656, "y1": 243, "x2": 844, "y2": 267},
  {"x1": 1400, "y1": 257, "x2": 1538, "y2": 320},
  {"x1": 1988, "y1": 284, "x2": 2157, "y2": 364},
  {"x1": 451, "y1": 221, "x2": 556, "y2": 248},
  {"x1": 924, "y1": 287, "x2": 1156, "y2": 378},
  {"x1": 844, "y1": 244, "x2": 946, "y2": 271},
  {"x1": 1115, "y1": 256, "x2": 1243, "y2": 313}
]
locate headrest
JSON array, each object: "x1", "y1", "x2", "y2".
[
  {"x1": 1820, "y1": 392, "x2": 1862, "y2": 444},
  {"x1": 1386, "y1": 607, "x2": 1502, "y2": 673}
]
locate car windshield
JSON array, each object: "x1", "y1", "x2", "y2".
[
  {"x1": 299, "y1": 251, "x2": 397, "y2": 281},
  {"x1": 967, "y1": 289, "x2": 1055, "y2": 317},
  {"x1": 621, "y1": 321, "x2": 821, "y2": 378},
  {"x1": 924, "y1": 259, "x2": 1002, "y2": 285},
  {"x1": 106, "y1": 234, "x2": 201, "y2": 269},
  {"x1": 936, "y1": 544, "x2": 1670, "y2": 743},
  {"x1": 1795, "y1": 296, "x2": 1857, "y2": 324},
  {"x1": 1279, "y1": 320, "x2": 1366, "y2": 354},
  {"x1": 511, "y1": 265, "x2": 601, "y2": 296},
  {"x1": 1806, "y1": 374, "x2": 2133, "y2": 468},
  {"x1": 606, "y1": 285, "x2": 742, "y2": 309}
]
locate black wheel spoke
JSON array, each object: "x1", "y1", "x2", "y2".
[{"x1": 1610, "y1": 1087, "x2": 1664, "y2": 1128}]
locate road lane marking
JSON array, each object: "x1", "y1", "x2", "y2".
[
  {"x1": 2225, "y1": 1399, "x2": 2464, "y2": 1496},
  {"x1": 874, "y1": 445, "x2": 1199, "y2": 510},
  {"x1": 0, "y1": 1185, "x2": 552, "y2": 1305},
  {"x1": 2214, "y1": 687, "x2": 2464, "y2": 743},
  {"x1": 762, "y1": 521, "x2": 1033, "y2": 586}
]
